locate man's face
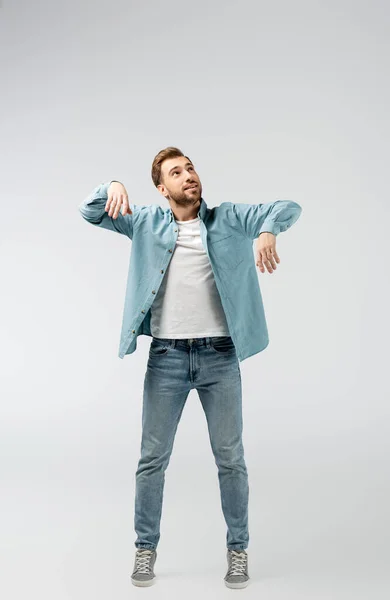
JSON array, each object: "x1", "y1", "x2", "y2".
[{"x1": 157, "y1": 156, "x2": 202, "y2": 207}]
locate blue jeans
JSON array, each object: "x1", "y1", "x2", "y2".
[{"x1": 134, "y1": 336, "x2": 249, "y2": 551}]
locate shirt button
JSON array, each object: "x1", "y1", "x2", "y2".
[
  {"x1": 160, "y1": 269, "x2": 164, "y2": 273},
  {"x1": 169, "y1": 249, "x2": 172, "y2": 253},
  {"x1": 132, "y1": 329, "x2": 135, "y2": 333},
  {"x1": 174, "y1": 229, "x2": 177, "y2": 232},
  {"x1": 152, "y1": 290, "x2": 156, "y2": 294},
  {"x1": 141, "y1": 310, "x2": 145, "y2": 314}
]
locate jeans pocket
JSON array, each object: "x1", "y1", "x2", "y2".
[
  {"x1": 210, "y1": 336, "x2": 236, "y2": 354},
  {"x1": 149, "y1": 338, "x2": 170, "y2": 356}
]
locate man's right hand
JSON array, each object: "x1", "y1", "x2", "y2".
[{"x1": 105, "y1": 181, "x2": 133, "y2": 219}]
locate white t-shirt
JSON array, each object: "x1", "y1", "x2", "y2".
[{"x1": 150, "y1": 216, "x2": 230, "y2": 338}]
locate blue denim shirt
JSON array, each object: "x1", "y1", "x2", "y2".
[{"x1": 78, "y1": 181, "x2": 302, "y2": 361}]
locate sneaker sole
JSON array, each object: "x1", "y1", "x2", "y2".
[
  {"x1": 131, "y1": 576, "x2": 156, "y2": 587},
  {"x1": 225, "y1": 579, "x2": 249, "y2": 588}
]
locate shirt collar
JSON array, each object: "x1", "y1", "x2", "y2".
[{"x1": 169, "y1": 196, "x2": 207, "y2": 222}]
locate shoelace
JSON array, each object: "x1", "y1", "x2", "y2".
[
  {"x1": 227, "y1": 550, "x2": 247, "y2": 576},
  {"x1": 135, "y1": 549, "x2": 154, "y2": 573}
]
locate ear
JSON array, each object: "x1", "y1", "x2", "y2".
[{"x1": 157, "y1": 184, "x2": 168, "y2": 199}]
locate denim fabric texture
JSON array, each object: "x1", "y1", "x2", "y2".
[{"x1": 134, "y1": 335, "x2": 249, "y2": 550}]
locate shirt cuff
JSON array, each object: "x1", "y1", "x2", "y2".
[{"x1": 259, "y1": 219, "x2": 279, "y2": 236}]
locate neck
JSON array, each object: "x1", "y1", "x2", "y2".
[{"x1": 170, "y1": 198, "x2": 201, "y2": 221}]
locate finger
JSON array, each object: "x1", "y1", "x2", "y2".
[
  {"x1": 108, "y1": 199, "x2": 115, "y2": 217},
  {"x1": 265, "y1": 248, "x2": 278, "y2": 270},
  {"x1": 114, "y1": 197, "x2": 125, "y2": 218},
  {"x1": 113, "y1": 197, "x2": 123, "y2": 219},
  {"x1": 262, "y1": 252, "x2": 274, "y2": 273},
  {"x1": 108, "y1": 197, "x2": 117, "y2": 217},
  {"x1": 267, "y1": 247, "x2": 280, "y2": 263},
  {"x1": 256, "y1": 256, "x2": 265, "y2": 273},
  {"x1": 122, "y1": 198, "x2": 131, "y2": 215},
  {"x1": 105, "y1": 193, "x2": 112, "y2": 211},
  {"x1": 267, "y1": 253, "x2": 278, "y2": 270}
]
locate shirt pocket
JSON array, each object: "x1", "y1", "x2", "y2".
[{"x1": 208, "y1": 234, "x2": 245, "y2": 270}]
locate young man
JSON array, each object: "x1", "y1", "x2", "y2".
[{"x1": 78, "y1": 147, "x2": 302, "y2": 588}]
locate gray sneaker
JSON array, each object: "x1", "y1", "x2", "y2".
[
  {"x1": 131, "y1": 548, "x2": 157, "y2": 586},
  {"x1": 224, "y1": 549, "x2": 250, "y2": 588}
]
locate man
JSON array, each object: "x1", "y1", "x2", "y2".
[{"x1": 78, "y1": 147, "x2": 302, "y2": 588}]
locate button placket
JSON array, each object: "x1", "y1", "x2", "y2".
[{"x1": 128, "y1": 226, "x2": 179, "y2": 345}]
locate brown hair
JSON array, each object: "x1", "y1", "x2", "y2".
[{"x1": 151, "y1": 146, "x2": 193, "y2": 187}]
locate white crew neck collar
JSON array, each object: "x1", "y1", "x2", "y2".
[{"x1": 175, "y1": 216, "x2": 200, "y2": 224}]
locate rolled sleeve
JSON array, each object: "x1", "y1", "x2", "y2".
[
  {"x1": 78, "y1": 180, "x2": 134, "y2": 239},
  {"x1": 231, "y1": 200, "x2": 302, "y2": 239}
]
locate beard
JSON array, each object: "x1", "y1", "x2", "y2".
[{"x1": 167, "y1": 185, "x2": 202, "y2": 208}]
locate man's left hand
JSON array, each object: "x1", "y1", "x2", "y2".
[{"x1": 255, "y1": 232, "x2": 280, "y2": 273}]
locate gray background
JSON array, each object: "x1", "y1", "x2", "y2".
[{"x1": 1, "y1": 0, "x2": 389, "y2": 598}]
